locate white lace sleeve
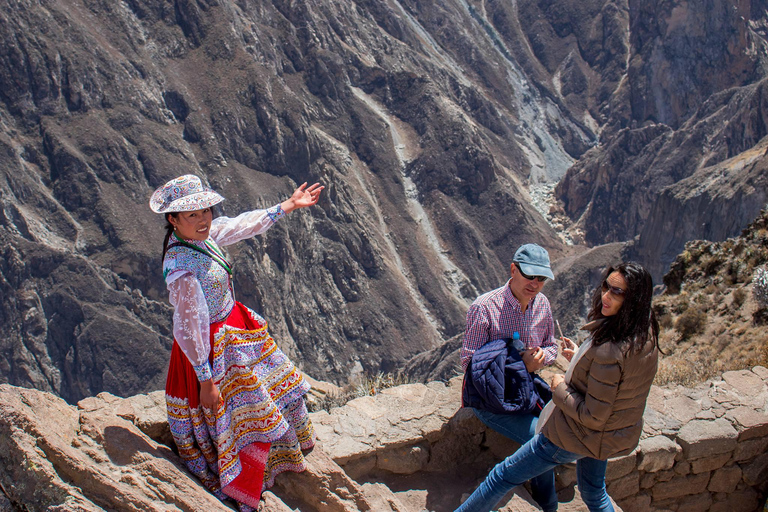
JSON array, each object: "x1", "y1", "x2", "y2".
[
  {"x1": 167, "y1": 271, "x2": 212, "y2": 382},
  {"x1": 209, "y1": 204, "x2": 285, "y2": 246}
]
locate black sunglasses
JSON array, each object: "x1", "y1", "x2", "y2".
[
  {"x1": 515, "y1": 263, "x2": 547, "y2": 282},
  {"x1": 601, "y1": 279, "x2": 627, "y2": 297}
]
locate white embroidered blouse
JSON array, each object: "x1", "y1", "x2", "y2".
[{"x1": 163, "y1": 205, "x2": 285, "y2": 382}]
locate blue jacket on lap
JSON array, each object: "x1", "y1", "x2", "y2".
[{"x1": 462, "y1": 338, "x2": 552, "y2": 415}]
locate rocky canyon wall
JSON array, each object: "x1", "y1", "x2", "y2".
[
  {"x1": 554, "y1": 0, "x2": 768, "y2": 281},
  {"x1": 2, "y1": 0, "x2": 768, "y2": 406},
  {"x1": 0, "y1": 0, "x2": 600, "y2": 402}
]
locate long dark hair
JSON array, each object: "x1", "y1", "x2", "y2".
[
  {"x1": 588, "y1": 262, "x2": 661, "y2": 355},
  {"x1": 162, "y1": 212, "x2": 179, "y2": 260}
]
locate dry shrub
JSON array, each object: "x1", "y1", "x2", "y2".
[
  {"x1": 655, "y1": 358, "x2": 719, "y2": 387},
  {"x1": 659, "y1": 313, "x2": 674, "y2": 330},
  {"x1": 675, "y1": 307, "x2": 707, "y2": 339},
  {"x1": 673, "y1": 294, "x2": 690, "y2": 314},
  {"x1": 306, "y1": 371, "x2": 413, "y2": 413},
  {"x1": 701, "y1": 255, "x2": 722, "y2": 276},
  {"x1": 732, "y1": 287, "x2": 747, "y2": 308},
  {"x1": 753, "y1": 265, "x2": 768, "y2": 308}
]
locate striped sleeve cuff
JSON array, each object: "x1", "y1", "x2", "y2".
[
  {"x1": 193, "y1": 361, "x2": 213, "y2": 382},
  {"x1": 266, "y1": 203, "x2": 285, "y2": 222}
]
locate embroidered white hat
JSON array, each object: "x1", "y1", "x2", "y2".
[{"x1": 149, "y1": 174, "x2": 225, "y2": 213}]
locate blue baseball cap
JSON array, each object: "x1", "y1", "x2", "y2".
[{"x1": 513, "y1": 243, "x2": 554, "y2": 280}]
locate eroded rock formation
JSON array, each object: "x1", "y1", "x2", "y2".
[
  {"x1": 2, "y1": 0, "x2": 768, "y2": 410},
  {"x1": 554, "y1": 0, "x2": 768, "y2": 281},
  {"x1": 1, "y1": 0, "x2": 599, "y2": 402}
]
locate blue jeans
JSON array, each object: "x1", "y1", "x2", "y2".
[
  {"x1": 457, "y1": 433, "x2": 614, "y2": 512},
  {"x1": 472, "y1": 409, "x2": 557, "y2": 512}
]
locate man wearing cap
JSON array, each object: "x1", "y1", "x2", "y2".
[{"x1": 460, "y1": 243, "x2": 559, "y2": 512}]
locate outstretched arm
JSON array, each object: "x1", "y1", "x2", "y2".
[
  {"x1": 211, "y1": 182, "x2": 324, "y2": 246},
  {"x1": 281, "y1": 182, "x2": 324, "y2": 213}
]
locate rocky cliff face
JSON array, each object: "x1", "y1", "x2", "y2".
[
  {"x1": 653, "y1": 208, "x2": 768, "y2": 385},
  {"x1": 555, "y1": 0, "x2": 768, "y2": 282},
  {"x1": 2, "y1": 0, "x2": 767, "y2": 404},
  {"x1": 0, "y1": 0, "x2": 604, "y2": 401}
]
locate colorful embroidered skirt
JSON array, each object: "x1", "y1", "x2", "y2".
[{"x1": 165, "y1": 301, "x2": 315, "y2": 509}]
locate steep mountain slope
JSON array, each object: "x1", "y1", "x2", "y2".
[
  {"x1": 2, "y1": 0, "x2": 767, "y2": 403},
  {"x1": 0, "y1": 0, "x2": 597, "y2": 401},
  {"x1": 554, "y1": 0, "x2": 768, "y2": 281}
]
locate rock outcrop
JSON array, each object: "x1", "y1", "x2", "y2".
[
  {"x1": 2, "y1": 366, "x2": 767, "y2": 511},
  {"x1": 652, "y1": 208, "x2": 768, "y2": 386},
  {"x1": 554, "y1": 0, "x2": 768, "y2": 283}
]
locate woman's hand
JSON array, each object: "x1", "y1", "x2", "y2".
[
  {"x1": 560, "y1": 337, "x2": 576, "y2": 362},
  {"x1": 199, "y1": 379, "x2": 221, "y2": 410},
  {"x1": 281, "y1": 182, "x2": 324, "y2": 213},
  {"x1": 550, "y1": 373, "x2": 565, "y2": 389}
]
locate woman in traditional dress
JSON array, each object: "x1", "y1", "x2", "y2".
[
  {"x1": 456, "y1": 262, "x2": 661, "y2": 512},
  {"x1": 149, "y1": 174, "x2": 323, "y2": 511}
]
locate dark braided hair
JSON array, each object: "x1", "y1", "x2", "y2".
[
  {"x1": 588, "y1": 262, "x2": 661, "y2": 355},
  {"x1": 162, "y1": 212, "x2": 179, "y2": 260}
]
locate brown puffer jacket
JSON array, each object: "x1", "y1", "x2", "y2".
[{"x1": 541, "y1": 325, "x2": 658, "y2": 460}]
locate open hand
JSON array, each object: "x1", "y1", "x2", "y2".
[{"x1": 282, "y1": 182, "x2": 324, "y2": 212}]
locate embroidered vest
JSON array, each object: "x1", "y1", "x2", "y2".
[{"x1": 163, "y1": 236, "x2": 234, "y2": 323}]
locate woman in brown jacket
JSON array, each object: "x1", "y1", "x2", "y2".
[{"x1": 456, "y1": 262, "x2": 660, "y2": 512}]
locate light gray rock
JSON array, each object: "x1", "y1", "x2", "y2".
[
  {"x1": 721, "y1": 370, "x2": 767, "y2": 398},
  {"x1": 725, "y1": 406, "x2": 768, "y2": 441},
  {"x1": 606, "y1": 472, "x2": 639, "y2": 501},
  {"x1": 0, "y1": 384, "x2": 231, "y2": 512},
  {"x1": 690, "y1": 452, "x2": 732, "y2": 474},
  {"x1": 707, "y1": 466, "x2": 742, "y2": 493},
  {"x1": 650, "y1": 472, "x2": 710, "y2": 500},
  {"x1": 676, "y1": 419, "x2": 738, "y2": 459},
  {"x1": 271, "y1": 448, "x2": 409, "y2": 512},
  {"x1": 606, "y1": 451, "x2": 638, "y2": 481},
  {"x1": 313, "y1": 379, "x2": 462, "y2": 469},
  {"x1": 663, "y1": 395, "x2": 703, "y2": 425},
  {"x1": 377, "y1": 443, "x2": 430, "y2": 475},
  {"x1": 637, "y1": 436, "x2": 679, "y2": 472},
  {"x1": 752, "y1": 366, "x2": 768, "y2": 380}
]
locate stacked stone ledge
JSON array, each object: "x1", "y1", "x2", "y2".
[
  {"x1": 0, "y1": 367, "x2": 766, "y2": 511},
  {"x1": 312, "y1": 367, "x2": 768, "y2": 512},
  {"x1": 606, "y1": 367, "x2": 768, "y2": 512}
]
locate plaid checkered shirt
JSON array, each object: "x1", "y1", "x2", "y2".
[{"x1": 461, "y1": 280, "x2": 557, "y2": 372}]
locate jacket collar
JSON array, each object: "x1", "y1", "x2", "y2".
[{"x1": 580, "y1": 318, "x2": 606, "y2": 332}]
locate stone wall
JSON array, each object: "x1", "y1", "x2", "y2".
[
  {"x1": 606, "y1": 367, "x2": 768, "y2": 512},
  {"x1": 313, "y1": 367, "x2": 768, "y2": 512},
  {"x1": 1, "y1": 366, "x2": 766, "y2": 511}
]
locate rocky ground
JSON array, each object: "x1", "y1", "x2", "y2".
[{"x1": 2, "y1": 362, "x2": 767, "y2": 512}]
